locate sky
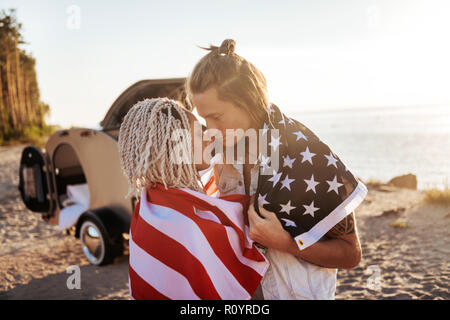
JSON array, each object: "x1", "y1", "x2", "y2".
[{"x1": 2, "y1": 0, "x2": 450, "y2": 128}]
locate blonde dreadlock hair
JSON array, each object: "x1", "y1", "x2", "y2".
[{"x1": 118, "y1": 97, "x2": 203, "y2": 199}]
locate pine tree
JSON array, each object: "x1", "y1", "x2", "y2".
[{"x1": 0, "y1": 9, "x2": 51, "y2": 144}]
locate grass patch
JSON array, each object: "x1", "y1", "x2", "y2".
[
  {"x1": 389, "y1": 220, "x2": 409, "y2": 228},
  {"x1": 365, "y1": 178, "x2": 385, "y2": 187},
  {"x1": 1, "y1": 124, "x2": 60, "y2": 149},
  {"x1": 422, "y1": 178, "x2": 450, "y2": 206}
]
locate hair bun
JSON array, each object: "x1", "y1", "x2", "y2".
[{"x1": 218, "y1": 39, "x2": 236, "y2": 55}]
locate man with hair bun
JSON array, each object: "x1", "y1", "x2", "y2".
[{"x1": 187, "y1": 39, "x2": 367, "y2": 300}]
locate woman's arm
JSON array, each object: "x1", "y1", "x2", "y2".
[{"x1": 248, "y1": 203, "x2": 362, "y2": 269}]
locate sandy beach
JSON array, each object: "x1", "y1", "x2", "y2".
[{"x1": 0, "y1": 144, "x2": 448, "y2": 300}]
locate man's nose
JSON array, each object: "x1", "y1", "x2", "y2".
[{"x1": 205, "y1": 120, "x2": 219, "y2": 132}]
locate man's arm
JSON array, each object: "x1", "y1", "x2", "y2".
[
  {"x1": 247, "y1": 202, "x2": 362, "y2": 269},
  {"x1": 286, "y1": 212, "x2": 362, "y2": 269},
  {"x1": 325, "y1": 212, "x2": 356, "y2": 238}
]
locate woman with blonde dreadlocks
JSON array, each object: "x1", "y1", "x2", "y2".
[{"x1": 118, "y1": 97, "x2": 269, "y2": 300}]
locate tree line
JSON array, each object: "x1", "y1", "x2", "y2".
[{"x1": 0, "y1": 9, "x2": 51, "y2": 145}]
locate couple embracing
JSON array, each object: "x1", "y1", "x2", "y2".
[{"x1": 117, "y1": 39, "x2": 368, "y2": 300}]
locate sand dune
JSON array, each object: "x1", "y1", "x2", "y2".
[{"x1": 0, "y1": 144, "x2": 448, "y2": 299}]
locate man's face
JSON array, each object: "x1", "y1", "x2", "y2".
[{"x1": 190, "y1": 86, "x2": 254, "y2": 147}]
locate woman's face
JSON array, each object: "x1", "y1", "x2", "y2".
[
  {"x1": 190, "y1": 87, "x2": 254, "y2": 147},
  {"x1": 184, "y1": 110, "x2": 209, "y2": 171}
]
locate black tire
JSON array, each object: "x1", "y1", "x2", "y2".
[{"x1": 79, "y1": 217, "x2": 123, "y2": 266}]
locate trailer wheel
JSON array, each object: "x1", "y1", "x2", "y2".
[{"x1": 79, "y1": 217, "x2": 122, "y2": 266}]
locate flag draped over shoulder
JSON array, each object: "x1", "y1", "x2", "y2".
[
  {"x1": 129, "y1": 184, "x2": 269, "y2": 300},
  {"x1": 255, "y1": 103, "x2": 368, "y2": 251}
]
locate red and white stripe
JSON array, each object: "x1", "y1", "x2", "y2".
[
  {"x1": 200, "y1": 165, "x2": 220, "y2": 197},
  {"x1": 128, "y1": 184, "x2": 269, "y2": 300}
]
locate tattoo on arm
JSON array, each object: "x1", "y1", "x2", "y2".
[{"x1": 325, "y1": 212, "x2": 355, "y2": 238}]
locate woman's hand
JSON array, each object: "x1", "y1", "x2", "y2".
[{"x1": 247, "y1": 197, "x2": 295, "y2": 251}]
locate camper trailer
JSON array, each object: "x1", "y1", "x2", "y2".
[{"x1": 18, "y1": 78, "x2": 189, "y2": 265}]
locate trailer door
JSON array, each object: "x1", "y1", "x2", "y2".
[{"x1": 18, "y1": 146, "x2": 54, "y2": 215}]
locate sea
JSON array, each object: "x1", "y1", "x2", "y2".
[{"x1": 289, "y1": 105, "x2": 450, "y2": 191}]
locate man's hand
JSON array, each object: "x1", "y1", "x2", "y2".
[{"x1": 247, "y1": 197, "x2": 295, "y2": 251}]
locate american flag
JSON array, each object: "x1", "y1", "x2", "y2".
[
  {"x1": 128, "y1": 184, "x2": 269, "y2": 300},
  {"x1": 255, "y1": 103, "x2": 368, "y2": 250}
]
